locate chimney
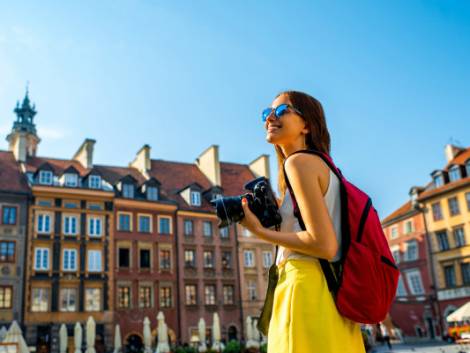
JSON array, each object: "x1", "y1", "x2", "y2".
[
  {"x1": 249, "y1": 154, "x2": 270, "y2": 179},
  {"x1": 445, "y1": 144, "x2": 463, "y2": 163},
  {"x1": 72, "y1": 138, "x2": 96, "y2": 169},
  {"x1": 409, "y1": 186, "x2": 424, "y2": 210},
  {"x1": 130, "y1": 144, "x2": 151, "y2": 178},
  {"x1": 196, "y1": 145, "x2": 221, "y2": 186}
]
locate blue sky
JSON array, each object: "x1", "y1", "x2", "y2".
[{"x1": 1, "y1": 0, "x2": 469, "y2": 218}]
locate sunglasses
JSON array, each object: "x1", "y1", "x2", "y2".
[{"x1": 262, "y1": 103, "x2": 303, "y2": 122}]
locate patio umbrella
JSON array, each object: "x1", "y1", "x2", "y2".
[
  {"x1": 198, "y1": 318, "x2": 207, "y2": 352},
  {"x1": 85, "y1": 316, "x2": 96, "y2": 353},
  {"x1": 447, "y1": 301, "x2": 470, "y2": 322},
  {"x1": 74, "y1": 322, "x2": 82, "y2": 353},
  {"x1": 60, "y1": 324, "x2": 68, "y2": 353},
  {"x1": 143, "y1": 317, "x2": 152, "y2": 353},
  {"x1": 113, "y1": 324, "x2": 122, "y2": 353},
  {"x1": 211, "y1": 313, "x2": 222, "y2": 352},
  {"x1": 3, "y1": 321, "x2": 29, "y2": 353},
  {"x1": 156, "y1": 311, "x2": 170, "y2": 353}
]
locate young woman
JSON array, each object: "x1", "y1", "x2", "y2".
[{"x1": 240, "y1": 91, "x2": 365, "y2": 352}]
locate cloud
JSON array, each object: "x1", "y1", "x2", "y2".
[{"x1": 37, "y1": 126, "x2": 67, "y2": 140}]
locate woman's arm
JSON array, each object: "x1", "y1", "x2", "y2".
[{"x1": 240, "y1": 153, "x2": 339, "y2": 261}]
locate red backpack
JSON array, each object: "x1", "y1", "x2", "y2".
[{"x1": 282, "y1": 149, "x2": 399, "y2": 324}]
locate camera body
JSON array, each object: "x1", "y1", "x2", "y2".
[{"x1": 210, "y1": 176, "x2": 282, "y2": 229}]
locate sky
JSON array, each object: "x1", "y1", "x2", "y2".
[{"x1": 1, "y1": 0, "x2": 469, "y2": 218}]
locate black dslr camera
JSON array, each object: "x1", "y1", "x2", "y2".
[{"x1": 210, "y1": 176, "x2": 282, "y2": 229}]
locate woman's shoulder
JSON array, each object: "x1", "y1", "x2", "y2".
[{"x1": 284, "y1": 152, "x2": 330, "y2": 194}]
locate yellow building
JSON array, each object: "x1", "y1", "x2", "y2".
[{"x1": 417, "y1": 144, "x2": 470, "y2": 328}]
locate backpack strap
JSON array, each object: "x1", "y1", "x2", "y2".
[{"x1": 282, "y1": 149, "x2": 344, "y2": 295}]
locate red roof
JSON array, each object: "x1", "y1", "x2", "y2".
[
  {"x1": 220, "y1": 162, "x2": 256, "y2": 196},
  {"x1": 381, "y1": 201, "x2": 412, "y2": 225},
  {"x1": 0, "y1": 150, "x2": 30, "y2": 193},
  {"x1": 24, "y1": 155, "x2": 89, "y2": 176},
  {"x1": 444, "y1": 147, "x2": 470, "y2": 171}
]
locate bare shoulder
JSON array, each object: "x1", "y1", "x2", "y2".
[{"x1": 284, "y1": 153, "x2": 330, "y2": 194}]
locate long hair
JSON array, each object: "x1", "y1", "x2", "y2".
[{"x1": 274, "y1": 90, "x2": 331, "y2": 198}]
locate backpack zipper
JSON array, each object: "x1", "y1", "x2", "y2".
[{"x1": 356, "y1": 198, "x2": 372, "y2": 243}]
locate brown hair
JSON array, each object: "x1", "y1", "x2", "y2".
[{"x1": 274, "y1": 90, "x2": 331, "y2": 198}]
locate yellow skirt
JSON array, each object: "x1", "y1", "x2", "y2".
[{"x1": 267, "y1": 258, "x2": 365, "y2": 353}]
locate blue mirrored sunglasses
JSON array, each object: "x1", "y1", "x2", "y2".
[{"x1": 262, "y1": 103, "x2": 302, "y2": 122}]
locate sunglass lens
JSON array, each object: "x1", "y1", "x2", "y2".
[
  {"x1": 275, "y1": 104, "x2": 289, "y2": 118},
  {"x1": 262, "y1": 108, "x2": 273, "y2": 122}
]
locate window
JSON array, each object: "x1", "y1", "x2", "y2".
[
  {"x1": 432, "y1": 202, "x2": 443, "y2": 221},
  {"x1": 184, "y1": 220, "x2": 193, "y2": 236},
  {"x1": 203, "y1": 221, "x2": 212, "y2": 237},
  {"x1": 139, "y1": 286, "x2": 153, "y2": 308},
  {"x1": 139, "y1": 215, "x2": 152, "y2": 233},
  {"x1": 63, "y1": 249, "x2": 77, "y2": 271},
  {"x1": 454, "y1": 227, "x2": 466, "y2": 248},
  {"x1": 433, "y1": 174, "x2": 444, "y2": 188},
  {"x1": 63, "y1": 215, "x2": 78, "y2": 235},
  {"x1": 436, "y1": 231, "x2": 450, "y2": 251},
  {"x1": 85, "y1": 288, "x2": 101, "y2": 311},
  {"x1": 184, "y1": 249, "x2": 196, "y2": 268},
  {"x1": 461, "y1": 263, "x2": 470, "y2": 285},
  {"x1": 37, "y1": 213, "x2": 51, "y2": 234},
  {"x1": 244, "y1": 250, "x2": 255, "y2": 268},
  {"x1": 220, "y1": 227, "x2": 229, "y2": 238},
  {"x1": 466, "y1": 192, "x2": 470, "y2": 212},
  {"x1": 404, "y1": 220, "x2": 414, "y2": 234},
  {"x1": 88, "y1": 203, "x2": 103, "y2": 211},
  {"x1": 444, "y1": 265, "x2": 456, "y2": 288},
  {"x1": 448, "y1": 197, "x2": 460, "y2": 216},
  {"x1": 203, "y1": 251, "x2": 214, "y2": 268},
  {"x1": 39, "y1": 170, "x2": 53, "y2": 185},
  {"x1": 118, "y1": 213, "x2": 131, "y2": 231},
  {"x1": 185, "y1": 285, "x2": 197, "y2": 305},
  {"x1": 223, "y1": 285, "x2": 234, "y2": 305},
  {"x1": 89, "y1": 175, "x2": 101, "y2": 189},
  {"x1": 159, "y1": 217, "x2": 171, "y2": 234},
  {"x1": 405, "y1": 269, "x2": 424, "y2": 295},
  {"x1": 204, "y1": 285, "x2": 216, "y2": 305},
  {"x1": 147, "y1": 186, "x2": 159, "y2": 201},
  {"x1": 190, "y1": 191, "x2": 201, "y2": 206},
  {"x1": 118, "y1": 287, "x2": 131, "y2": 308},
  {"x1": 392, "y1": 249, "x2": 401, "y2": 264},
  {"x1": 139, "y1": 249, "x2": 151, "y2": 269},
  {"x1": 31, "y1": 288, "x2": 49, "y2": 312},
  {"x1": 64, "y1": 201, "x2": 78, "y2": 209},
  {"x1": 0, "y1": 287, "x2": 12, "y2": 309},
  {"x1": 247, "y1": 280, "x2": 257, "y2": 301},
  {"x1": 0, "y1": 241, "x2": 15, "y2": 263},
  {"x1": 222, "y1": 251, "x2": 232, "y2": 269},
  {"x1": 2, "y1": 206, "x2": 17, "y2": 225},
  {"x1": 59, "y1": 288, "x2": 77, "y2": 312},
  {"x1": 87, "y1": 250, "x2": 102, "y2": 272},
  {"x1": 88, "y1": 216, "x2": 102, "y2": 237},
  {"x1": 160, "y1": 287, "x2": 172, "y2": 308},
  {"x1": 449, "y1": 166, "x2": 461, "y2": 182},
  {"x1": 34, "y1": 248, "x2": 49, "y2": 270},
  {"x1": 262, "y1": 251, "x2": 273, "y2": 268},
  {"x1": 466, "y1": 160, "x2": 470, "y2": 177},
  {"x1": 159, "y1": 249, "x2": 171, "y2": 270},
  {"x1": 64, "y1": 173, "x2": 78, "y2": 187},
  {"x1": 390, "y1": 226, "x2": 398, "y2": 239},
  {"x1": 122, "y1": 183, "x2": 134, "y2": 198},
  {"x1": 118, "y1": 248, "x2": 130, "y2": 268},
  {"x1": 396, "y1": 275, "x2": 407, "y2": 297},
  {"x1": 405, "y1": 240, "x2": 418, "y2": 261}
]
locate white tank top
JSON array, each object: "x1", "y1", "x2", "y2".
[{"x1": 275, "y1": 169, "x2": 342, "y2": 265}]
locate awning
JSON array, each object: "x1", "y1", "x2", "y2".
[{"x1": 446, "y1": 302, "x2": 470, "y2": 322}]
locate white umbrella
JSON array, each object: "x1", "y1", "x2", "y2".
[
  {"x1": 251, "y1": 319, "x2": 260, "y2": 349},
  {"x1": 3, "y1": 321, "x2": 29, "y2": 353},
  {"x1": 211, "y1": 313, "x2": 223, "y2": 352},
  {"x1": 114, "y1": 324, "x2": 122, "y2": 353},
  {"x1": 86, "y1": 316, "x2": 96, "y2": 353},
  {"x1": 245, "y1": 316, "x2": 256, "y2": 348},
  {"x1": 143, "y1": 317, "x2": 152, "y2": 353},
  {"x1": 198, "y1": 318, "x2": 207, "y2": 352},
  {"x1": 60, "y1": 324, "x2": 68, "y2": 353},
  {"x1": 447, "y1": 301, "x2": 470, "y2": 322},
  {"x1": 74, "y1": 322, "x2": 83, "y2": 353},
  {"x1": 155, "y1": 311, "x2": 170, "y2": 353},
  {"x1": 0, "y1": 326, "x2": 7, "y2": 342}
]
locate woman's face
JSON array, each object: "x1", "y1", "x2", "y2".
[{"x1": 264, "y1": 94, "x2": 308, "y2": 146}]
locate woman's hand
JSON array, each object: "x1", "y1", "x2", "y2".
[{"x1": 239, "y1": 197, "x2": 264, "y2": 236}]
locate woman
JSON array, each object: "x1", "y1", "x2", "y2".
[{"x1": 240, "y1": 91, "x2": 365, "y2": 352}]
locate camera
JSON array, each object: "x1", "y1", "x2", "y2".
[{"x1": 210, "y1": 176, "x2": 282, "y2": 229}]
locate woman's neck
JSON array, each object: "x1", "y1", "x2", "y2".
[{"x1": 279, "y1": 139, "x2": 308, "y2": 158}]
